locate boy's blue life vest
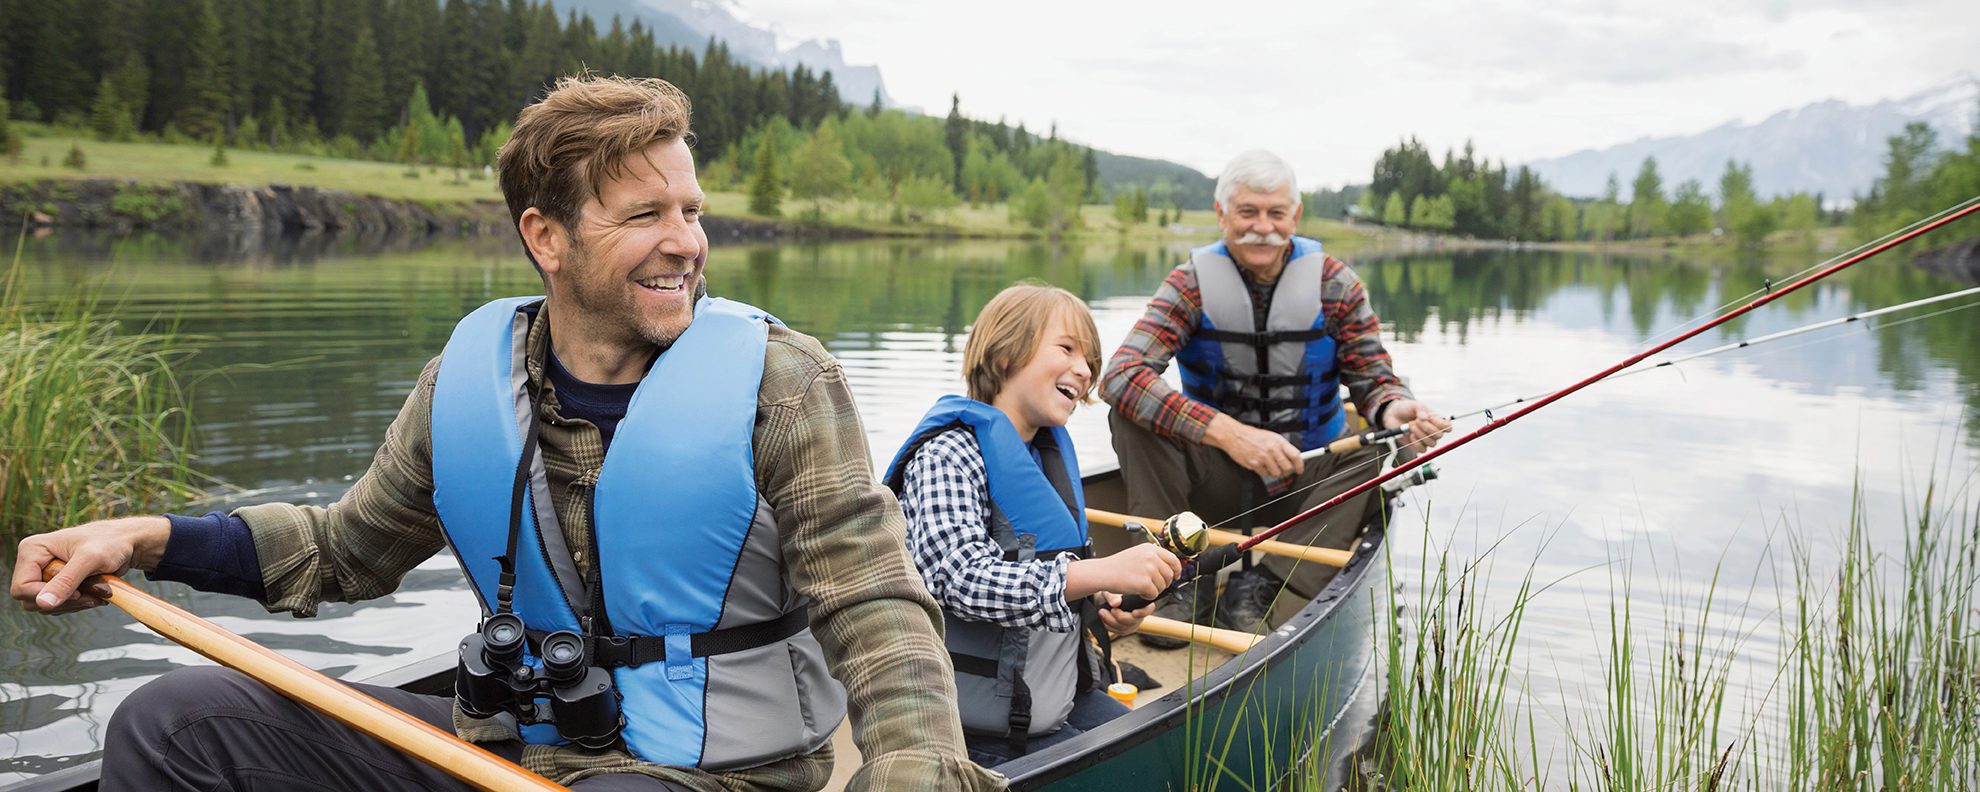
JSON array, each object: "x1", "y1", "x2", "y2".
[
  {"x1": 430, "y1": 295, "x2": 845, "y2": 769},
  {"x1": 884, "y1": 395, "x2": 1104, "y2": 749},
  {"x1": 1175, "y1": 237, "x2": 1347, "y2": 451}
]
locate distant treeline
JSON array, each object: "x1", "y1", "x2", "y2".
[
  {"x1": 1304, "y1": 138, "x2": 1844, "y2": 246},
  {"x1": 0, "y1": 0, "x2": 1132, "y2": 227},
  {"x1": 0, "y1": 0, "x2": 848, "y2": 167},
  {"x1": 1851, "y1": 120, "x2": 1980, "y2": 246},
  {"x1": 709, "y1": 94, "x2": 1107, "y2": 231}
]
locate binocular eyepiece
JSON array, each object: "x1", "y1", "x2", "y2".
[{"x1": 456, "y1": 616, "x2": 624, "y2": 749}]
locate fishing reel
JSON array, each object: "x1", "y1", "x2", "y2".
[
  {"x1": 456, "y1": 614, "x2": 624, "y2": 749},
  {"x1": 1123, "y1": 510, "x2": 1210, "y2": 558}
]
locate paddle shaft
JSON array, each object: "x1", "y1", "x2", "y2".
[
  {"x1": 1135, "y1": 614, "x2": 1262, "y2": 654},
  {"x1": 1085, "y1": 508, "x2": 1352, "y2": 567},
  {"x1": 43, "y1": 561, "x2": 566, "y2": 792}
]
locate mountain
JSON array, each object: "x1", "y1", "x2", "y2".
[
  {"x1": 1523, "y1": 78, "x2": 1978, "y2": 201},
  {"x1": 1094, "y1": 151, "x2": 1215, "y2": 211},
  {"x1": 557, "y1": 0, "x2": 892, "y2": 108}
]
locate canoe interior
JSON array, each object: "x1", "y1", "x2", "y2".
[{"x1": 3, "y1": 461, "x2": 1388, "y2": 792}]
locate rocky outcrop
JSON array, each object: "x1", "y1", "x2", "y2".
[
  {"x1": 0, "y1": 179, "x2": 509, "y2": 235},
  {"x1": 1915, "y1": 236, "x2": 1980, "y2": 285},
  {"x1": 0, "y1": 179, "x2": 907, "y2": 242}
]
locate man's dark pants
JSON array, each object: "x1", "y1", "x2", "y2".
[
  {"x1": 101, "y1": 665, "x2": 690, "y2": 791},
  {"x1": 1107, "y1": 411, "x2": 1384, "y2": 606}
]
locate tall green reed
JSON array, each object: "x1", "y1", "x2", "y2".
[
  {"x1": 1326, "y1": 469, "x2": 1978, "y2": 791},
  {"x1": 0, "y1": 230, "x2": 200, "y2": 534}
]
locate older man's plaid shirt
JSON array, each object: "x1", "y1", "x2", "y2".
[{"x1": 1099, "y1": 252, "x2": 1414, "y2": 442}]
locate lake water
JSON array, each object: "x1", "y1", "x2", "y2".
[{"x1": 2, "y1": 230, "x2": 1976, "y2": 784}]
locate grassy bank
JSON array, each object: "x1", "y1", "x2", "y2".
[
  {"x1": 0, "y1": 239, "x2": 200, "y2": 534},
  {"x1": 1312, "y1": 472, "x2": 1980, "y2": 791},
  {"x1": 2, "y1": 129, "x2": 1424, "y2": 250}
]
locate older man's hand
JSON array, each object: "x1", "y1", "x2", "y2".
[
  {"x1": 1381, "y1": 399, "x2": 1452, "y2": 450},
  {"x1": 1205, "y1": 413, "x2": 1303, "y2": 479}
]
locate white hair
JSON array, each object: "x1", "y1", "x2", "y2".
[{"x1": 1214, "y1": 150, "x2": 1301, "y2": 209}]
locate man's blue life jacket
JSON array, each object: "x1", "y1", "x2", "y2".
[{"x1": 431, "y1": 295, "x2": 845, "y2": 769}]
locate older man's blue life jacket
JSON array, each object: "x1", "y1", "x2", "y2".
[
  {"x1": 1175, "y1": 237, "x2": 1346, "y2": 450},
  {"x1": 431, "y1": 295, "x2": 845, "y2": 769},
  {"x1": 885, "y1": 395, "x2": 1104, "y2": 750}
]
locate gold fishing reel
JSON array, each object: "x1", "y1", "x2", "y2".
[{"x1": 1125, "y1": 510, "x2": 1209, "y2": 558}]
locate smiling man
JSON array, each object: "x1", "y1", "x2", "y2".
[
  {"x1": 1100, "y1": 149, "x2": 1451, "y2": 643},
  {"x1": 12, "y1": 75, "x2": 1003, "y2": 792}
]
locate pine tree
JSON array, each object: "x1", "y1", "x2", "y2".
[
  {"x1": 748, "y1": 129, "x2": 782, "y2": 217},
  {"x1": 89, "y1": 78, "x2": 134, "y2": 141},
  {"x1": 107, "y1": 54, "x2": 150, "y2": 136},
  {"x1": 26, "y1": 5, "x2": 89, "y2": 121},
  {"x1": 944, "y1": 93, "x2": 966, "y2": 189},
  {"x1": 0, "y1": 97, "x2": 21, "y2": 165},
  {"x1": 174, "y1": 0, "x2": 231, "y2": 141},
  {"x1": 341, "y1": 25, "x2": 390, "y2": 143}
]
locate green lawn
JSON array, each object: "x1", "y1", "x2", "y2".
[{"x1": 4, "y1": 133, "x2": 508, "y2": 204}]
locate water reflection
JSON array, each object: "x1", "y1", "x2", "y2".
[{"x1": 1, "y1": 231, "x2": 1976, "y2": 783}]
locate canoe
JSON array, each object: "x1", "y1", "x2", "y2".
[{"x1": 2, "y1": 458, "x2": 1397, "y2": 792}]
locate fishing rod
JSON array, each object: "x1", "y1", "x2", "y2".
[
  {"x1": 1119, "y1": 195, "x2": 1980, "y2": 612},
  {"x1": 1447, "y1": 284, "x2": 1980, "y2": 422}
]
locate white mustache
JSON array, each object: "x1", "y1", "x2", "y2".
[{"x1": 1236, "y1": 232, "x2": 1288, "y2": 246}]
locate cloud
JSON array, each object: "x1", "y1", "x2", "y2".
[{"x1": 1432, "y1": 13, "x2": 1807, "y2": 90}]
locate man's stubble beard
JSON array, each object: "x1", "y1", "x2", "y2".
[{"x1": 561, "y1": 238, "x2": 704, "y2": 349}]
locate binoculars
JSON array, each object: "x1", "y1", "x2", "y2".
[{"x1": 456, "y1": 614, "x2": 624, "y2": 749}]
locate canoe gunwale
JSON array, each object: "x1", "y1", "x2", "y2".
[{"x1": 995, "y1": 459, "x2": 1388, "y2": 787}]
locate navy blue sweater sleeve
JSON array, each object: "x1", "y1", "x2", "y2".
[{"x1": 148, "y1": 511, "x2": 268, "y2": 600}]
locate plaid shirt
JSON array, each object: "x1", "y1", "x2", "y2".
[
  {"x1": 1100, "y1": 248, "x2": 1414, "y2": 443},
  {"x1": 897, "y1": 427, "x2": 1080, "y2": 633},
  {"x1": 235, "y1": 306, "x2": 1005, "y2": 792}
]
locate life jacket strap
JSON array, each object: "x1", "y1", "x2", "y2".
[
  {"x1": 1194, "y1": 326, "x2": 1332, "y2": 346},
  {"x1": 528, "y1": 607, "x2": 810, "y2": 669}
]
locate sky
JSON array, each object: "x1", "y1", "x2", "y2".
[{"x1": 725, "y1": 0, "x2": 1979, "y2": 189}]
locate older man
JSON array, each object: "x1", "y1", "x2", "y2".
[
  {"x1": 11, "y1": 76, "x2": 1003, "y2": 791},
  {"x1": 1101, "y1": 150, "x2": 1448, "y2": 643}
]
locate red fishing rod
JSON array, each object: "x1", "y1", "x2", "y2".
[{"x1": 1120, "y1": 197, "x2": 1980, "y2": 611}]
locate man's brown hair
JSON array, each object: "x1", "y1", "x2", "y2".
[
  {"x1": 964, "y1": 282, "x2": 1102, "y2": 405},
  {"x1": 497, "y1": 74, "x2": 694, "y2": 232}
]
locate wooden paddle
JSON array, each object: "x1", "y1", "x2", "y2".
[
  {"x1": 43, "y1": 561, "x2": 567, "y2": 792},
  {"x1": 1085, "y1": 508, "x2": 1353, "y2": 568},
  {"x1": 1135, "y1": 614, "x2": 1263, "y2": 654}
]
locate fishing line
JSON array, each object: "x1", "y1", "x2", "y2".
[
  {"x1": 1447, "y1": 284, "x2": 1980, "y2": 421},
  {"x1": 1138, "y1": 196, "x2": 1980, "y2": 571},
  {"x1": 1226, "y1": 196, "x2": 1980, "y2": 556},
  {"x1": 1622, "y1": 196, "x2": 1980, "y2": 358},
  {"x1": 1656, "y1": 295, "x2": 1980, "y2": 374}
]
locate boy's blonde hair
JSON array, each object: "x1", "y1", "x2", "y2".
[{"x1": 964, "y1": 282, "x2": 1102, "y2": 404}]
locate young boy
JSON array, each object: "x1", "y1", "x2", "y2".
[{"x1": 884, "y1": 283, "x2": 1183, "y2": 767}]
